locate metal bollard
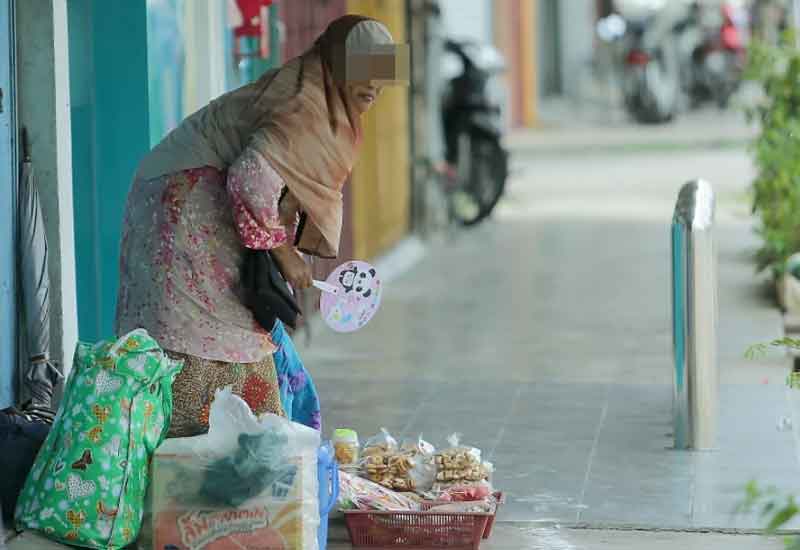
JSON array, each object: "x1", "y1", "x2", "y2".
[{"x1": 671, "y1": 180, "x2": 718, "y2": 451}]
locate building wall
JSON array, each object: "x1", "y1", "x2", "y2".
[
  {"x1": 147, "y1": 0, "x2": 234, "y2": 137},
  {"x1": 439, "y1": 0, "x2": 492, "y2": 43},
  {"x1": 68, "y1": 1, "x2": 151, "y2": 342},
  {"x1": 520, "y1": 0, "x2": 538, "y2": 126},
  {"x1": 406, "y1": 0, "x2": 445, "y2": 237},
  {"x1": 493, "y1": 0, "x2": 538, "y2": 128},
  {"x1": 182, "y1": 0, "x2": 228, "y2": 117},
  {"x1": 537, "y1": 0, "x2": 562, "y2": 98},
  {"x1": 146, "y1": 0, "x2": 185, "y2": 146},
  {"x1": 0, "y1": 0, "x2": 17, "y2": 406},
  {"x1": 557, "y1": 0, "x2": 597, "y2": 101},
  {"x1": 280, "y1": 0, "x2": 347, "y2": 60},
  {"x1": 17, "y1": 0, "x2": 78, "y2": 377},
  {"x1": 234, "y1": 3, "x2": 282, "y2": 85},
  {"x1": 67, "y1": 0, "x2": 98, "y2": 342}
]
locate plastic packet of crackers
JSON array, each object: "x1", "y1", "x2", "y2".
[
  {"x1": 360, "y1": 432, "x2": 436, "y2": 493},
  {"x1": 434, "y1": 433, "x2": 491, "y2": 484}
]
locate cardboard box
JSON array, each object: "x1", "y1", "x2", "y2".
[{"x1": 149, "y1": 451, "x2": 317, "y2": 550}]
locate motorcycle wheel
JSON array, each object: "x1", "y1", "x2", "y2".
[
  {"x1": 624, "y1": 47, "x2": 680, "y2": 124},
  {"x1": 450, "y1": 131, "x2": 508, "y2": 227},
  {"x1": 712, "y1": 51, "x2": 741, "y2": 109}
]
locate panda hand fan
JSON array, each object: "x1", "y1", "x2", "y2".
[{"x1": 315, "y1": 261, "x2": 382, "y2": 333}]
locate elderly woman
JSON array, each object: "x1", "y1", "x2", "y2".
[{"x1": 115, "y1": 15, "x2": 404, "y2": 437}]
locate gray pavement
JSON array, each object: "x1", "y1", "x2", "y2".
[
  {"x1": 327, "y1": 524, "x2": 786, "y2": 550},
  {"x1": 301, "y1": 124, "x2": 800, "y2": 546},
  {"x1": 6, "y1": 118, "x2": 795, "y2": 550},
  {"x1": 507, "y1": 100, "x2": 758, "y2": 156},
  {"x1": 4, "y1": 525, "x2": 787, "y2": 550}
]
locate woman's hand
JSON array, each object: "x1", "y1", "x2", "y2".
[{"x1": 272, "y1": 244, "x2": 313, "y2": 290}]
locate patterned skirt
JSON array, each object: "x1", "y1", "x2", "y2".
[{"x1": 164, "y1": 350, "x2": 286, "y2": 438}]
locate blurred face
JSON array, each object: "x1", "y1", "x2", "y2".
[{"x1": 346, "y1": 83, "x2": 383, "y2": 115}]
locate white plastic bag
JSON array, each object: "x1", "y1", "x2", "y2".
[
  {"x1": 403, "y1": 434, "x2": 437, "y2": 492},
  {"x1": 149, "y1": 387, "x2": 321, "y2": 550},
  {"x1": 401, "y1": 433, "x2": 436, "y2": 456}
]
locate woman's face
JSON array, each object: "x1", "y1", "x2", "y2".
[{"x1": 346, "y1": 83, "x2": 383, "y2": 115}]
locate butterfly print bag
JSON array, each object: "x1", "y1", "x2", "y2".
[{"x1": 15, "y1": 329, "x2": 183, "y2": 549}]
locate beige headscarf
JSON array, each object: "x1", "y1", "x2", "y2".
[{"x1": 136, "y1": 15, "x2": 398, "y2": 258}]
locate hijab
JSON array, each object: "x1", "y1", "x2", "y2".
[{"x1": 244, "y1": 15, "x2": 398, "y2": 258}]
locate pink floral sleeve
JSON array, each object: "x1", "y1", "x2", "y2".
[{"x1": 227, "y1": 148, "x2": 293, "y2": 250}]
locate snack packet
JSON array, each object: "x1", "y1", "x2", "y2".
[
  {"x1": 359, "y1": 432, "x2": 437, "y2": 493},
  {"x1": 434, "y1": 434, "x2": 489, "y2": 483},
  {"x1": 441, "y1": 480, "x2": 493, "y2": 502},
  {"x1": 338, "y1": 471, "x2": 420, "y2": 512}
]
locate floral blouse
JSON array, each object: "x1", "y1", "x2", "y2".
[{"x1": 115, "y1": 148, "x2": 299, "y2": 363}]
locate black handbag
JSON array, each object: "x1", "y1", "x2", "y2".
[
  {"x1": 242, "y1": 249, "x2": 302, "y2": 331},
  {"x1": 0, "y1": 403, "x2": 54, "y2": 523}
]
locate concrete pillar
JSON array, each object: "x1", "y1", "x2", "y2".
[
  {"x1": 440, "y1": 0, "x2": 492, "y2": 43},
  {"x1": 520, "y1": 0, "x2": 538, "y2": 127},
  {"x1": 493, "y1": 0, "x2": 524, "y2": 130},
  {"x1": 557, "y1": 0, "x2": 597, "y2": 100},
  {"x1": 16, "y1": 0, "x2": 79, "y2": 374}
]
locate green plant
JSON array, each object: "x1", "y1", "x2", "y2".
[
  {"x1": 745, "y1": 336, "x2": 800, "y2": 359},
  {"x1": 738, "y1": 481, "x2": 800, "y2": 549},
  {"x1": 745, "y1": 32, "x2": 800, "y2": 277},
  {"x1": 742, "y1": 339, "x2": 800, "y2": 547}
]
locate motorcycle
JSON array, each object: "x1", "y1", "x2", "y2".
[
  {"x1": 605, "y1": 0, "x2": 747, "y2": 123},
  {"x1": 686, "y1": 2, "x2": 748, "y2": 109},
  {"x1": 612, "y1": 0, "x2": 688, "y2": 124},
  {"x1": 439, "y1": 39, "x2": 509, "y2": 226}
]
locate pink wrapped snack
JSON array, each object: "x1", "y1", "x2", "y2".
[
  {"x1": 446, "y1": 482, "x2": 492, "y2": 502},
  {"x1": 338, "y1": 471, "x2": 421, "y2": 512}
]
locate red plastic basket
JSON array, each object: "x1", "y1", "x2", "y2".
[
  {"x1": 481, "y1": 493, "x2": 503, "y2": 538},
  {"x1": 343, "y1": 493, "x2": 503, "y2": 549},
  {"x1": 421, "y1": 492, "x2": 504, "y2": 540},
  {"x1": 344, "y1": 509, "x2": 490, "y2": 549}
]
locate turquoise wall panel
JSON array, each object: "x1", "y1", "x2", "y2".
[{"x1": 69, "y1": 1, "x2": 150, "y2": 342}]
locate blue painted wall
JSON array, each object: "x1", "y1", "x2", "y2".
[
  {"x1": 68, "y1": 1, "x2": 150, "y2": 342},
  {"x1": 147, "y1": 0, "x2": 185, "y2": 147},
  {"x1": 0, "y1": 0, "x2": 17, "y2": 408}
]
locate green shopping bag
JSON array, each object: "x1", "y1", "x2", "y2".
[{"x1": 15, "y1": 329, "x2": 182, "y2": 549}]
